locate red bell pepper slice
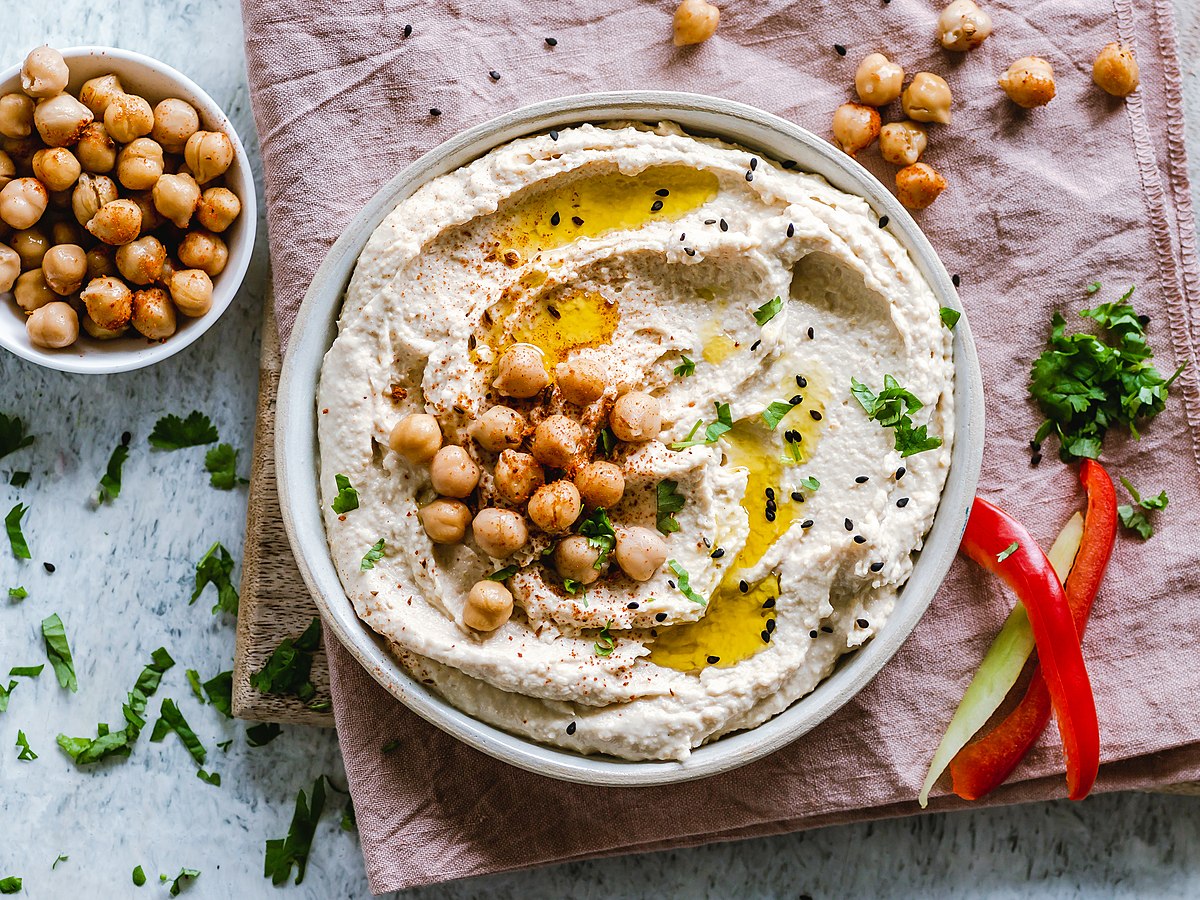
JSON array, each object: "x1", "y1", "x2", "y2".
[
  {"x1": 950, "y1": 460, "x2": 1116, "y2": 800},
  {"x1": 955, "y1": 494, "x2": 1101, "y2": 801}
]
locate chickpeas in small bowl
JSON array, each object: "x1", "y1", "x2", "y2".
[{"x1": 0, "y1": 46, "x2": 255, "y2": 374}]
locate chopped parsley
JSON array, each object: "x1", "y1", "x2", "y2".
[
  {"x1": 1117, "y1": 476, "x2": 1168, "y2": 540},
  {"x1": 673, "y1": 355, "x2": 696, "y2": 377},
  {"x1": 578, "y1": 507, "x2": 616, "y2": 569},
  {"x1": 163, "y1": 867, "x2": 200, "y2": 896},
  {"x1": 150, "y1": 698, "x2": 207, "y2": 765},
  {"x1": 669, "y1": 401, "x2": 733, "y2": 450},
  {"x1": 205, "y1": 443, "x2": 248, "y2": 490},
  {"x1": 360, "y1": 538, "x2": 385, "y2": 571},
  {"x1": 761, "y1": 399, "x2": 797, "y2": 430},
  {"x1": 196, "y1": 768, "x2": 222, "y2": 787},
  {"x1": 9, "y1": 471, "x2": 29, "y2": 487},
  {"x1": 264, "y1": 775, "x2": 327, "y2": 886},
  {"x1": 331, "y1": 474, "x2": 359, "y2": 514},
  {"x1": 247, "y1": 722, "x2": 283, "y2": 747},
  {"x1": 940, "y1": 307, "x2": 961, "y2": 329},
  {"x1": 594, "y1": 620, "x2": 616, "y2": 657},
  {"x1": 203, "y1": 671, "x2": 233, "y2": 718},
  {"x1": 15, "y1": 729, "x2": 37, "y2": 761},
  {"x1": 191, "y1": 542, "x2": 239, "y2": 615},
  {"x1": 133, "y1": 865, "x2": 146, "y2": 886},
  {"x1": 484, "y1": 565, "x2": 518, "y2": 582},
  {"x1": 562, "y1": 577, "x2": 585, "y2": 596},
  {"x1": 753, "y1": 295, "x2": 784, "y2": 326},
  {"x1": 97, "y1": 442, "x2": 130, "y2": 503},
  {"x1": 52, "y1": 855, "x2": 67, "y2": 869},
  {"x1": 1086, "y1": 280, "x2": 1102, "y2": 295},
  {"x1": 186, "y1": 669, "x2": 205, "y2": 703},
  {"x1": 41, "y1": 613, "x2": 77, "y2": 692},
  {"x1": 596, "y1": 426, "x2": 618, "y2": 457},
  {"x1": 9, "y1": 665, "x2": 42, "y2": 678},
  {"x1": 251, "y1": 618, "x2": 321, "y2": 703},
  {"x1": 1030, "y1": 289, "x2": 1184, "y2": 461},
  {"x1": 8, "y1": 586, "x2": 27, "y2": 601},
  {"x1": 799, "y1": 476, "x2": 821, "y2": 492},
  {"x1": 0, "y1": 412, "x2": 33, "y2": 460},
  {"x1": 656, "y1": 480, "x2": 686, "y2": 534},
  {"x1": 668, "y1": 559, "x2": 706, "y2": 605},
  {"x1": 148, "y1": 411, "x2": 218, "y2": 449},
  {"x1": 0, "y1": 877, "x2": 21, "y2": 894},
  {"x1": 851, "y1": 375, "x2": 943, "y2": 457},
  {"x1": 341, "y1": 800, "x2": 358, "y2": 833},
  {"x1": 996, "y1": 541, "x2": 1019, "y2": 562},
  {"x1": 6, "y1": 503, "x2": 30, "y2": 559}
]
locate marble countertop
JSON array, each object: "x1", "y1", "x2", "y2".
[{"x1": 2, "y1": 3, "x2": 1200, "y2": 898}]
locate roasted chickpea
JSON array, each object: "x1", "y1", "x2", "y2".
[
  {"x1": 13, "y1": 268, "x2": 55, "y2": 312},
  {"x1": 555, "y1": 358, "x2": 606, "y2": 404},
  {"x1": 672, "y1": 0, "x2": 720, "y2": 46},
  {"x1": 85, "y1": 244, "x2": 117, "y2": 279},
  {"x1": 50, "y1": 220, "x2": 82, "y2": 247},
  {"x1": 168, "y1": 268, "x2": 213, "y2": 317},
  {"x1": 895, "y1": 163, "x2": 948, "y2": 210},
  {"x1": 34, "y1": 94, "x2": 93, "y2": 147},
  {"x1": 72, "y1": 173, "x2": 118, "y2": 226},
  {"x1": 471, "y1": 507, "x2": 529, "y2": 559},
  {"x1": 493, "y1": 343, "x2": 549, "y2": 398},
  {"x1": 530, "y1": 414, "x2": 583, "y2": 469},
  {"x1": 9, "y1": 227, "x2": 49, "y2": 268},
  {"x1": 527, "y1": 480, "x2": 581, "y2": 533},
  {"x1": 494, "y1": 450, "x2": 545, "y2": 504},
  {"x1": 554, "y1": 535, "x2": 604, "y2": 585},
  {"x1": 104, "y1": 93, "x2": 154, "y2": 143},
  {"x1": 116, "y1": 235, "x2": 166, "y2": 285},
  {"x1": 610, "y1": 391, "x2": 661, "y2": 442},
  {"x1": 75, "y1": 122, "x2": 117, "y2": 173},
  {"x1": 429, "y1": 445, "x2": 481, "y2": 498},
  {"x1": 151, "y1": 99, "x2": 200, "y2": 154},
  {"x1": 0, "y1": 151, "x2": 14, "y2": 191},
  {"x1": 938, "y1": 0, "x2": 992, "y2": 51},
  {"x1": 184, "y1": 130, "x2": 234, "y2": 184},
  {"x1": 388, "y1": 413, "x2": 442, "y2": 463},
  {"x1": 574, "y1": 460, "x2": 625, "y2": 509},
  {"x1": 471, "y1": 405, "x2": 526, "y2": 452},
  {"x1": 463, "y1": 580, "x2": 514, "y2": 632},
  {"x1": 86, "y1": 198, "x2": 142, "y2": 245},
  {"x1": 418, "y1": 498, "x2": 472, "y2": 544},
  {"x1": 41, "y1": 244, "x2": 87, "y2": 295},
  {"x1": 902, "y1": 73, "x2": 953, "y2": 125},
  {"x1": 81, "y1": 312, "x2": 127, "y2": 340},
  {"x1": 0, "y1": 94, "x2": 35, "y2": 140},
  {"x1": 831, "y1": 102, "x2": 881, "y2": 157},
  {"x1": 1093, "y1": 42, "x2": 1139, "y2": 97},
  {"x1": 30, "y1": 147, "x2": 80, "y2": 192},
  {"x1": 614, "y1": 526, "x2": 668, "y2": 582},
  {"x1": 78, "y1": 74, "x2": 125, "y2": 117},
  {"x1": 131, "y1": 286, "x2": 176, "y2": 339},
  {"x1": 195, "y1": 186, "x2": 241, "y2": 232},
  {"x1": 26, "y1": 300, "x2": 78, "y2": 349},
  {"x1": 21, "y1": 46, "x2": 69, "y2": 98},
  {"x1": 854, "y1": 53, "x2": 905, "y2": 106},
  {"x1": 879, "y1": 121, "x2": 928, "y2": 166},
  {"x1": 0, "y1": 178, "x2": 48, "y2": 230},
  {"x1": 177, "y1": 229, "x2": 227, "y2": 276},
  {"x1": 81, "y1": 275, "x2": 133, "y2": 330},
  {"x1": 998, "y1": 57, "x2": 1056, "y2": 109},
  {"x1": 0, "y1": 245, "x2": 18, "y2": 292},
  {"x1": 151, "y1": 172, "x2": 200, "y2": 228},
  {"x1": 116, "y1": 138, "x2": 165, "y2": 191}
]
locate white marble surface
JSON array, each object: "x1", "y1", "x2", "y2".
[{"x1": 1, "y1": 3, "x2": 1199, "y2": 898}]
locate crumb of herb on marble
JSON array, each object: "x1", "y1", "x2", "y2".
[
  {"x1": 205, "y1": 443, "x2": 248, "y2": 490},
  {"x1": 148, "y1": 411, "x2": 218, "y2": 450},
  {"x1": 41, "y1": 613, "x2": 76, "y2": 692},
  {"x1": 6, "y1": 503, "x2": 31, "y2": 559},
  {"x1": 191, "y1": 542, "x2": 239, "y2": 615},
  {"x1": 264, "y1": 775, "x2": 327, "y2": 886}
]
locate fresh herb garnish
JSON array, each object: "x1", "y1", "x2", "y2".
[
  {"x1": 341, "y1": 800, "x2": 357, "y2": 833},
  {"x1": 6, "y1": 503, "x2": 30, "y2": 559},
  {"x1": 52, "y1": 855, "x2": 67, "y2": 870},
  {"x1": 8, "y1": 586, "x2": 27, "y2": 601},
  {"x1": 203, "y1": 671, "x2": 233, "y2": 718},
  {"x1": 563, "y1": 577, "x2": 585, "y2": 596},
  {"x1": 191, "y1": 542, "x2": 239, "y2": 615},
  {"x1": 0, "y1": 413, "x2": 33, "y2": 460},
  {"x1": 656, "y1": 480, "x2": 686, "y2": 534},
  {"x1": 673, "y1": 355, "x2": 696, "y2": 377},
  {"x1": 799, "y1": 476, "x2": 821, "y2": 492},
  {"x1": 940, "y1": 307, "x2": 961, "y2": 329},
  {"x1": 264, "y1": 775, "x2": 327, "y2": 886},
  {"x1": 0, "y1": 876, "x2": 21, "y2": 894},
  {"x1": 1086, "y1": 280, "x2": 1102, "y2": 294},
  {"x1": 360, "y1": 538, "x2": 385, "y2": 571},
  {"x1": 9, "y1": 471, "x2": 29, "y2": 487},
  {"x1": 205, "y1": 443, "x2": 248, "y2": 490},
  {"x1": 851, "y1": 375, "x2": 943, "y2": 457},
  {"x1": 1030, "y1": 289, "x2": 1184, "y2": 461},
  {"x1": 149, "y1": 411, "x2": 218, "y2": 450},
  {"x1": 133, "y1": 865, "x2": 146, "y2": 886},
  {"x1": 163, "y1": 867, "x2": 200, "y2": 896},
  {"x1": 594, "y1": 620, "x2": 616, "y2": 657},
  {"x1": 578, "y1": 507, "x2": 616, "y2": 568},
  {"x1": 247, "y1": 722, "x2": 283, "y2": 747},
  {"x1": 0, "y1": 680, "x2": 15, "y2": 713},
  {"x1": 41, "y1": 613, "x2": 77, "y2": 692},
  {"x1": 186, "y1": 669, "x2": 205, "y2": 703},
  {"x1": 251, "y1": 618, "x2": 321, "y2": 702},
  {"x1": 196, "y1": 768, "x2": 221, "y2": 786},
  {"x1": 331, "y1": 474, "x2": 359, "y2": 514},
  {"x1": 9, "y1": 665, "x2": 42, "y2": 678},
  {"x1": 1117, "y1": 476, "x2": 1168, "y2": 540},
  {"x1": 596, "y1": 426, "x2": 618, "y2": 457},
  {"x1": 150, "y1": 698, "x2": 207, "y2": 765},
  {"x1": 669, "y1": 402, "x2": 733, "y2": 450},
  {"x1": 15, "y1": 729, "x2": 37, "y2": 760},
  {"x1": 97, "y1": 442, "x2": 130, "y2": 503},
  {"x1": 996, "y1": 541, "x2": 1019, "y2": 562},
  {"x1": 484, "y1": 565, "x2": 518, "y2": 582},
  {"x1": 753, "y1": 295, "x2": 784, "y2": 326},
  {"x1": 761, "y1": 399, "x2": 797, "y2": 430},
  {"x1": 667, "y1": 559, "x2": 706, "y2": 605}
]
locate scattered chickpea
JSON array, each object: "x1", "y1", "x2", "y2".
[
  {"x1": 116, "y1": 137, "x2": 165, "y2": 190},
  {"x1": 195, "y1": 186, "x2": 241, "y2": 232},
  {"x1": 672, "y1": 0, "x2": 720, "y2": 47},
  {"x1": 85, "y1": 244, "x2": 117, "y2": 279},
  {"x1": 34, "y1": 94, "x2": 93, "y2": 147},
  {"x1": 902, "y1": 72, "x2": 953, "y2": 125},
  {"x1": 104, "y1": 93, "x2": 154, "y2": 143},
  {"x1": 0, "y1": 151, "x2": 14, "y2": 190},
  {"x1": 429, "y1": 445, "x2": 481, "y2": 498},
  {"x1": 831, "y1": 102, "x2": 881, "y2": 157},
  {"x1": 388, "y1": 413, "x2": 442, "y2": 463},
  {"x1": 554, "y1": 535, "x2": 604, "y2": 586},
  {"x1": 471, "y1": 507, "x2": 529, "y2": 558},
  {"x1": 0, "y1": 177, "x2": 48, "y2": 229},
  {"x1": 937, "y1": 0, "x2": 993, "y2": 51},
  {"x1": 614, "y1": 526, "x2": 668, "y2": 582},
  {"x1": 493, "y1": 343, "x2": 549, "y2": 398},
  {"x1": 418, "y1": 498, "x2": 472, "y2": 544},
  {"x1": 1093, "y1": 42, "x2": 1139, "y2": 97},
  {"x1": 116, "y1": 235, "x2": 167, "y2": 285},
  {"x1": 610, "y1": 391, "x2": 661, "y2": 442},
  {"x1": 152, "y1": 172, "x2": 201, "y2": 228},
  {"x1": 75, "y1": 122, "x2": 117, "y2": 173},
  {"x1": 555, "y1": 358, "x2": 606, "y2": 405},
  {"x1": 26, "y1": 300, "x2": 78, "y2": 349},
  {"x1": 530, "y1": 414, "x2": 583, "y2": 469},
  {"x1": 493, "y1": 449, "x2": 545, "y2": 504},
  {"x1": 81, "y1": 275, "x2": 133, "y2": 330},
  {"x1": 184, "y1": 130, "x2": 234, "y2": 184},
  {"x1": 9, "y1": 226, "x2": 50, "y2": 268},
  {"x1": 151, "y1": 98, "x2": 200, "y2": 154},
  {"x1": 895, "y1": 162, "x2": 948, "y2": 210},
  {"x1": 0, "y1": 245, "x2": 18, "y2": 292},
  {"x1": 41, "y1": 244, "x2": 87, "y2": 295},
  {"x1": 998, "y1": 57, "x2": 1056, "y2": 108},
  {"x1": 168, "y1": 268, "x2": 214, "y2": 317},
  {"x1": 527, "y1": 480, "x2": 582, "y2": 533},
  {"x1": 462, "y1": 580, "x2": 514, "y2": 632},
  {"x1": 20, "y1": 46, "x2": 69, "y2": 99},
  {"x1": 879, "y1": 121, "x2": 928, "y2": 166},
  {"x1": 78, "y1": 74, "x2": 125, "y2": 117},
  {"x1": 81, "y1": 312, "x2": 127, "y2": 340},
  {"x1": 0, "y1": 94, "x2": 35, "y2": 139},
  {"x1": 854, "y1": 53, "x2": 905, "y2": 107},
  {"x1": 31, "y1": 147, "x2": 81, "y2": 192},
  {"x1": 13, "y1": 268, "x2": 55, "y2": 312},
  {"x1": 86, "y1": 198, "x2": 143, "y2": 245},
  {"x1": 71, "y1": 173, "x2": 118, "y2": 226},
  {"x1": 130, "y1": 286, "x2": 176, "y2": 339},
  {"x1": 471, "y1": 405, "x2": 526, "y2": 452},
  {"x1": 574, "y1": 461, "x2": 625, "y2": 509}
]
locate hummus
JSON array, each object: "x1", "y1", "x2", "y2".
[{"x1": 318, "y1": 122, "x2": 954, "y2": 761}]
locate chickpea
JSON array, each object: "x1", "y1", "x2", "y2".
[
  {"x1": 20, "y1": 46, "x2": 69, "y2": 99},
  {"x1": 554, "y1": 535, "x2": 604, "y2": 585},
  {"x1": 902, "y1": 72, "x2": 953, "y2": 125},
  {"x1": 610, "y1": 391, "x2": 661, "y2": 442},
  {"x1": 854, "y1": 53, "x2": 905, "y2": 107},
  {"x1": 0, "y1": 94, "x2": 35, "y2": 140},
  {"x1": 494, "y1": 449, "x2": 545, "y2": 504},
  {"x1": 72, "y1": 173, "x2": 118, "y2": 226},
  {"x1": 82, "y1": 275, "x2": 134, "y2": 329},
  {"x1": 530, "y1": 414, "x2": 583, "y2": 469},
  {"x1": 151, "y1": 99, "x2": 200, "y2": 154},
  {"x1": 126, "y1": 189, "x2": 163, "y2": 235},
  {"x1": 41, "y1": 244, "x2": 87, "y2": 295},
  {"x1": 672, "y1": 0, "x2": 719, "y2": 46},
  {"x1": 831, "y1": 102, "x2": 881, "y2": 157},
  {"x1": 429, "y1": 445, "x2": 481, "y2": 498},
  {"x1": 81, "y1": 312, "x2": 127, "y2": 340},
  {"x1": 555, "y1": 358, "x2": 606, "y2": 404},
  {"x1": 157, "y1": 254, "x2": 179, "y2": 286},
  {"x1": 1093, "y1": 42, "x2": 1139, "y2": 97},
  {"x1": 13, "y1": 268, "x2": 55, "y2": 312},
  {"x1": 75, "y1": 123, "x2": 117, "y2": 173},
  {"x1": 168, "y1": 268, "x2": 214, "y2": 317},
  {"x1": 527, "y1": 480, "x2": 581, "y2": 533},
  {"x1": 86, "y1": 198, "x2": 142, "y2": 245},
  {"x1": 104, "y1": 93, "x2": 154, "y2": 143},
  {"x1": 471, "y1": 507, "x2": 529, "y2": 559},
  {"x1": 937, "y1": 0, "x2": 992, "y2": 51},
  {"x1": 493, "y1": 343, "x2": 549, "y2": 398},
  {"x1": 31, "y1": 147, "x2": 81, "y2": 192},
  {"x1": 0, "y1": 245, "x2": 18, "y2": 292},
  {"x1": 26, "y1": 300, "x2": 78, "y2": 349},
  {"x1": 184, "y1": 130, "x2": 234, "y2": 184},
  {"x1": 195, "y1": 186, "x2": 241, "y2": 232},
  {"x1": 50, "y1": 219, "x2": 83, "y2": 246},
  {"x1": 0, "y1": 151, "x2": 14, "y2": 191},
  {"x1": 574, "y1": 460, "x2": 625, "y2": 509},
  {"x1": 418, "y1": 498, "x2": 472, "y2": 544},
  {"x1": 177, "y1": 229, "x2": 227, "y2": 276},
  {"x1": 116, "y1": 138, "x2": 165, "y2": 191},
  {"x1": 895, "y1": 163, "x2": 948, "y2": 210},
  {"x1": 85, "y1": 244, "x2": 117, "y2": 279},
  {"x1": 130, "y1": 286, "x2": 176, "y2": 339},
  {"x1": 998, "y1": 57, "x2": 1056, "y2": 109},
  {"x1": 462, "y1": 580, "x2": 514, "y2": 632},
  {"x1": 34, "y1": 94, "x2": 93, "y2": 148},
  {"x1": 614, "y1": 526, "x2": 668, "y2": 582},
  {"x1": 879, "y1": 121, "x2": 928, "y2": 166},
  {"x1": 115, "y1": 235, "x2": 166, "y2": 285},
  {"x1": 0, "y1": 178, "x2": 48, "y2": 230},
  {"x1": 471, "y1": 405, "x2": 526, "y2": 452},
  {"x1": 9, "y1": 227, "x2": 50, "y2": 268},
  {"x1": 151, "y1": 172, "x2": 201, "y2": 228},
  {"x1": 78, "y1": 74, "x2": 125, "y2": 117},
  {"x1": 387, "y1": 412, "x2": 442, "y2": 463}
]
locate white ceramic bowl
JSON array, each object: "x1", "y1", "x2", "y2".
[
  {"x1": 0, "y1": 46, "x2": 256, "y2": 374},
  {"x1": 278, "y1": 92, "x2": 985, "y2": 786}
]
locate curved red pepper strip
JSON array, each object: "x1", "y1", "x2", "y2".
[
  {"x1": 955, "y1": 495, "x2": 1101, "y2": 801},
  {"x1": 950, "y1": 461, "x2": 1117, "y2": 801}
]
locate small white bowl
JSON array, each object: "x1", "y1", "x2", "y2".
[
  {"x1": 278, "y1": 92, "x2": 986, "y2": 786},
  {"x1": 0, "y1": 46, "x2": 256, "y2": 374}
]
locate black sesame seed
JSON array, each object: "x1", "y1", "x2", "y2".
[
  {"x1": 429, "y1": 107, "x2": 442, "y2": 117},
  {"x1": 751, "y1": 339, "x2": 762, "y2": 351},
  {"x1": 783, "y1": 160, "x2": 797, "y2": 169},
  {"x1": 711, "y1": 548, "x2": 725, "y2": 559},
  {"x1": 853, "y1": 535, "x2": 866, "y2": 544},
  {"x1": 545, "y1": 36, "x2": 557, "y2": 46},
  {"x1": 750, "y1": 158, "x2": 758, "y2": 170},
  {"x1": 550, "y1": 211, "x2": 561, "y2": 226},
  {"x1": 467, "y1": 334, "x2": 477, "y2": 350},
  {"x1": 895, "y1": 466, "x2": 906, "y2": 479},
  {"x1": 680, "y1": 233, "x2": 686, "y2": 241},
  {"x1": 651, "y1": 199, "x2": 664, "y2": 212},
  {"x1": 43, "y1": 562, "x2": 56, "y2": 573},
  {"x1": 121, "y1": 430, "x2": 131, "y2": 446},
  {"x1": 739, "y1": 580, "x2": 749, "y2": 593},
  {"x1": 627, "y1": 602, "x2": 639, "y2": 610},
  {"x1": 765, "y1": 508, "x2": 776, "y2": 522},
  {"x1": 705, "y1": 218, "x2": 716, "y2": 225},
  {"x1": 719, "y1": 218, "x2": 729, "y2": 232},
  {"x1": 547, "y1": 305, "x2": 561, "y2": 319},
  {"x1": 834, "y1": 43, "x2": 847, "y2": 56},
  {"x1": 796, "y1": 375, "x2": 808, "y2": 388},
  {"x1": 786, "y1": 222, "x2": 795, "y2": 238},
  {"x1": 765, "y1": 500, "x2": 776, "y2": 512},
  {"x1": 1031, "y1": 452, "x2": 1043, "y2": 466},
  {"x1": 765, "y1": 487, "x2": 775, "y2": 500},
  {"x1": 855, "y1": 475, "x2": 869, "y2": 484},
  {"x1": 809, "y1": 409, "x2": 823, "y2": 421},
  {"x1": 572, "y1": 216, "x2": 584, "y2": 227},
  {"x1": 745, "y1": 171, "x2": 754, "y2": 182},
  {"x1": 762, "y1": 630, "x2": 772, "y2": 643},
  {"x1": 857, "y1": 618, "x2": 870, "y2": 628},
  {"x1": 403, "y1": 23, "x2": 412, "y2": 37},
  {"x1": 791, "y1": 491, "x2": 803, "y2": 502},
  {"x1": 807, "y1": 326, "x2": 815, "y2": 339},
  {"x1": 897, "y1": 497, "x2": 909, "y2": 508},
  {"x1": 489, "y1": 70, "x2": 501, "y2": 80},
  {"x1": 707, "y1": 655, "x2": 721, "y2": 664},
  {"x1": 952, "y1": 273, "x2": 962, "y2": 287},
  {"x1": 821, "y1": 625, "x2": 834, "y2": 634},
  {"x1": 878, "y1": 216, "x2": 889, "y2": 228},
  {"x1": 668, "y1": 579, "x2": 676, "y2": 589},
  {"x1": 656, "y1": 612, "x2": 668, "y2": 622},
  {"x1": 844, "y1": 518, "x2": 854, "y2": 531},
  {"x1": 549, "y1": 129, "x2": 559, "y2": 141},
  {"x1": 685, "y1": 247, "x2": 696, "y2": 257},
  {"x1": 566, "y1": 721, "x2": 577, "y2": 735},
  {"x1": 801, "y1": 519, "x2": 814, "y2": 529},
  {"x1": 655, "y1": 188, "x2": 670, "y2": 197},
  {"x1": 809, "y1": 630, "x2": 819, "y2": 638},
  {"x1": 762, "y1": 597, "x2": 776, "y2": 608},
  {"x1": 766, "y1": 619, "x2": 776, "y2": 633},
  {"x1": 870, "y1": 561, "x2": 884, "y2": 572},
  {"x1": 790, "y1": 394, "x2": 803, "y2": 406}
]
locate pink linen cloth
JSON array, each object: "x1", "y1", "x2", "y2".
[{"x1": 241, "y1": 0, "x2": 1200, "y2": 892}]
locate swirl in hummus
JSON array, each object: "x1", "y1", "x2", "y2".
[{"x1": 318, "y1": 122, "x2": 955, "y2": 761}]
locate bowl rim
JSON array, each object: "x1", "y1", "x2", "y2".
[
  {"x1": 0, "y1": 44, "x2": 256, "y2": 375},
  {"x1": 277, "y1": 91, "x2": 985, "y2": 786}
]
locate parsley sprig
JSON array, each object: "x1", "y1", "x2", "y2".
[
  {"x1": 668, "y1": 559, "x2": 706, "y2": 605},
  {"x1": 669, "y1": 402, "x2": 733, "y2": 450},
  {"x1": 594, "y1": 620, "x2": 616, "y2": 657},
  {"x1": 851, "y1": 375, "x2": 943, "y2": 457},
  {"x1": 360, "y1": 538, "x2": 386, "y2": 570},
  {"x1": 578, "y1": 507, "x2": 616, "y2": 569},
  {"x1": 191, "y1": 542, "x2": 240, "y2": 615},
  {"x1": 656, "y1": 480, "x2": 685, "y2": 534},
  {"x1": 753, "y1": 295, "x2": 784, "y2": 326},
  {"x1": 205, "y1": 444, "x2": 248, "y2": 490},
  {"x1": 673, "y1": 355, "x2": 696, "y2": 377},
  {"x1": 331, "y1": 474, "x2": 359, "y2": 514},
  {"x1": 1117, "y1": 476, "x2": 1168, "y2": 540},
  {"x1": 149, "y1": 411, "x2": 218, "y2": 450},
  {"x1": 251, "y1": 618, "x2": 322, "y2": 705}
]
